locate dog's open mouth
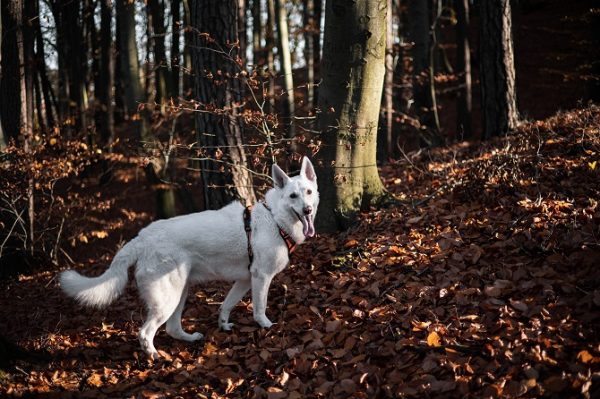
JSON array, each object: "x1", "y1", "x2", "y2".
[{"x1": 293, "y1": 209, "x2": 315, "y2": 238}]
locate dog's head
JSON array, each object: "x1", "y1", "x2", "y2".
[{"x1": 272, "y1": 157, "x2": 319, "y2": 238}]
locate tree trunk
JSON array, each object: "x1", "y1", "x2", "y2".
[
  {"x1": 191, "y1": 0, "x2": 256, "y2": 209},
  {"x1": 171, "y1": 0, "x2": 181, "y2": 99},
  {"x1": 314, "y1": 0, "x2": 388, "y2": 232},
  {"x1": 407, "y1": 0, "x2": 435, "y2": 133},
  {"x1": 238, "y1": 0, "x2": 247, "y2": 62},
  {"x1": 455, "y1": 0, "x2": 472, "y2": 139},
  {"x1": 252, "y1": 0, "x2": 262, "y2": 66},
  {"x1": 0, "y1": 0, "x2": 21, "y2": 145},
  {"x1": 480, "y1": 0, "x2": 519, "y2": 139},
  {"x1": 97, "y1": 0, "x2": 115, "y2": 146},
  {"x1": 266, "y1": 0, "x2": 276, "y2": 112},
  {"x1": 0, "y1": 1, "x2": 3, "y2": 149},
  {"x1": 304, "y1": 0, "x2": 315, "y2": 110},
  {"x1": 148, "y1": 0, "x2": 169, "y2": 105},
  {"x1": 33, "y1": 5, "x2": 56, "y2": 130},
  {"x1": 381, "y1": 0, "x2": 394, "y2": 161},
  {"x1": 182, "y1": 0, "x2": 193, "y2": 96},
  {"x1": 116, "y1": 0, "x2": 148, "y2": 141},
  {"x1": 274, "y1": 0, "x2": 295, "y2": 139}
]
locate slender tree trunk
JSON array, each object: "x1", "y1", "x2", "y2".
[
  {"x1": 304, "y1": 0, "x2": 315, "y2": 110},
  {"x1": 252, "y1": 0, "x2": 262, "y2": 65},
  {"x1": 313, "y1": 0, "x2": 322, "y2": 66},
  {"x1": 455, "y1": 0, "x2": 472, "y2": 139},
  {"x1": 480, "y1": 0, "x2": 519, "y2": 139},
  {"x1": 381, "y1": 0, "x2": 394, "y2": 161},
  {"x1": 182, "y1": 0, "x2": 193, "y2": 96},
  {"x1": 171, "y1": 0, "x2": 181, "y2": 99},
  {"x1": 274, "y1": 0, "x2": 295, "y2": 139},
  {"x1": 266, "y1": 0, "x2": 276, "y2": 112},
  {"x1": 238, "y1": 0, "x2": 247, "y2": 62},
  {"x1": 191, "y1": 0, "x2": 256, "y2": 209},
  {"x1": 33, "y1": 6, "x2": 56, "y2": 130},
  {"x1": 314, "y1": 0, "x2": 388, "y2": 232},
  {"x1": 148, "y1": 0, "x2": 169, "y2": 105}
]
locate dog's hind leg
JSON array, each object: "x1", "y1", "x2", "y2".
[
  {"x1": 138, "y1": 265, "x2": 189, "y2": 359},
  {"x1": 219, "y1": 279, "x2": 251, "y2": 331},
  {"x1": 165, "y1": 285, "x2": 203, "y2": 342}
]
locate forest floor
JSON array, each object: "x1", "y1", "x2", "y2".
[{"x1": 0, "y1": 105, "x2": 599, "y2": 398}]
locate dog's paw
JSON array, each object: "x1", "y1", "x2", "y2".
[
  {"x1": 189, "y1": 332, "x2": 204, "y2": 341},
  {"x1": 255, "y1": 316, "x2": 274, "y2": 329},
  {"x1": 219, "y1": 322, "x2": 234, "y2": 331}
]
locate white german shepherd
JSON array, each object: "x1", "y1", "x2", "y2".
[{"x1": 60, "y1": 157, "x2": 319, "y2": 359}]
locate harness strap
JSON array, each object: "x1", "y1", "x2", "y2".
[
  {"x1": 243, "y1": 206, "x2": 253, "y2": 267},
  {"x1": 243, "y1": 203, "x2": 298, "y2": 269}
]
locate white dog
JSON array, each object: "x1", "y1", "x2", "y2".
[{"x1": 60, "y1": 157, "x2": 319, "y2": 359}]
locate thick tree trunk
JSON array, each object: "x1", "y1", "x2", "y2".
[
  {"x1": 0, "y1": 1, "x2": 3, "y2": 148},
  {"x1": 274, "y1": 0, "x2": 295, "y2": 139},
  {"x1": 116, "y1": 0, "x2": 148, "y2": 141},
  {"x1": 407, "y1": 0, "x2": 433, "y2": 125},
  {"x1": 0, "y1": 0, "x2": 21, "y2": 144},
  {"x1": 97, "y1": 0, "x2": 115, "y2": 146},
  {"x1": 480, "y1": 0, "x2": 519, "y2": 139},
  {"x1": 191, "y1": 0, "x2": 256, "y2": 209},
  {"x1": 315, "y1": 0, "x2": 388, "y2": 232},
  {"x1": 455, "y1": 0, "x2": 472, "y2": 139}
]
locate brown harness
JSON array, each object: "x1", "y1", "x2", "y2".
[{"x1": 243, "y1": 203, "x2": 297, "y2": 269}]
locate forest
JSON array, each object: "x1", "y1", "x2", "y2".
[{"x1": 0, "y1": 0, "x2": 599, "y2": 397}]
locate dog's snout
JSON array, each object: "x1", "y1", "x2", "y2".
[{"x1": 303, "y1": 206, "x2": 313, "y2": 215}]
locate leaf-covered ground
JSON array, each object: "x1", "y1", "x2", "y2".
[{"x1": 1, "y1": 106, "x2": 599, "y2": 398}]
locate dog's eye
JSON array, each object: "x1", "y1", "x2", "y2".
[
  {"x1": 289, "y1": 193, "x2": 298, "y2": 199},
  {"x1": 307, "y1": 189, "x2": 312, "y2": 195}
]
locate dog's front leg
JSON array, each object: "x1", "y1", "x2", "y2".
[{"x1": 251, "y1": 271, "x2": 274, "y2": 328}]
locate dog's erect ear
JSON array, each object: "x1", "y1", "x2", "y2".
[
  {"x1": 300, "y1": 157, "x2": 317, "y2": 183},
  {"x1": 272, "y1": 163, "x2": 290, "y2": 188}
]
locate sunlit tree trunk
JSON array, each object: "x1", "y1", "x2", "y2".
[
  {"x1": 191, "y1": 0, "x2": 256, "y2": 209},
  {"x1": 315, "y1": 0, "x2": 388, "y2": 232},
  {"x1": 274, "y1": 0, "x2": 295, "y2": 138},
  {"x1": 456, "y1": 0, "x2": 472, "y2": 139},
  {"x1": 480, "y1": 0, "x2": 519, "y2": 139}
]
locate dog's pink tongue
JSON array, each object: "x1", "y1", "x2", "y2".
[{"x1": 301, "y1": 215, "x2": 315, "y2": 238}]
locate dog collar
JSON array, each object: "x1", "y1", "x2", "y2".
[{"x1": 243, "y1": 203, "x2": 298, "y2": 269}]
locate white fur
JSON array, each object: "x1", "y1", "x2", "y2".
[{"x1": 59, "y1": 157, "x2": 319, "y2": 359}]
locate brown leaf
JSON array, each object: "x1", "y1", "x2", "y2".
[{"x1": 427, "y1": 331, "x2": 442, "y2": 347}]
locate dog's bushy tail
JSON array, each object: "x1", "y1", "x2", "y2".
[{"x1": 60, "y1": 240, "x2": 138, "y2": 308}]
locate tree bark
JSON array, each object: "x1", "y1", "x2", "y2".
[
  {"x1": 0, "y1": 0, "x2": 21, "y2": 145},
  {"x1": 171, "y1": 0, "x2": 181, "y2": 99},
  {"x1": 274, "y1": 0, "x2": 295, "y2": 139},
  {"x1": 407, "y1": 0, "x2": 433, "y2": 125},
  {"x1": 304, "y1": 0, "x2": 315, "y2": 109},
  {"x1": 480, "y1": 0, "x2": 519, "y2": 139},
  {"x1": 381, "y1": 0, "x2": 394, "y2": 161},
  {"x1": 315, "y1": 0, "x2": 388, "y2": 232},
  {"x1": 191, "y1": 0, "x2": 256, "y2": 209},
  {"x1": 148, "y1": 0, "x2": 169, "y2": 105},
  {"x1": 96, "y1": 0, "x2": 115, "y2": 146},
  {"x1": 455, "y1": 0, "x2": 472, "y2": 139},
  {"x1": 252, "y1": 0, "x2": 262, "y2": 65},
  {"x1": 266, "y1": 0, "x2": 276, "y2": 112},
  {"x1": 116, "y1": 0, "x2": 148, "y2": 141}
]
